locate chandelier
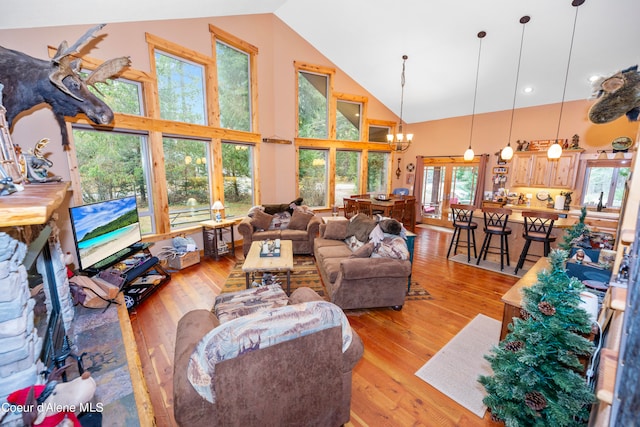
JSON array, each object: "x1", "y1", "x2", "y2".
[{"x1": 387, "y1": 55, "x2": 413, "y2": 152}]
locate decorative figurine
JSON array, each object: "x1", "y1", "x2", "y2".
[{"x1": 22, "y1": 138, "x2": 62, "y2": 183}]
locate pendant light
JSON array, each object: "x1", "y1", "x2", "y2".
[
  {"x1": 387, "y1": 55, "x2": 413, "y2": 152},
  {"x1": 501, "y1": 16, "x2": 530, "y2": 161},
  {"x1": 549, "y1": 0, "x2": 585, "y2": 159},
  {"x1": 464, "y1": 31, "x2": 486, "y2": 161}
]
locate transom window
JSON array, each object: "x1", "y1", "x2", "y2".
[
  {"x1": 154, "y1": 50, "x2": 207, "y2": 125},
  {"x1": 216, "y1": 41, "x2": 251, "y2": 131},
  {"x1": 297, "y1": 70, "x2": 329, "y2": 139},
  {"x1": 336, "y1": 99, "x2": 362, "y2": 141}
]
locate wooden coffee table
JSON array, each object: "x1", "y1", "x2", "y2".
[{"x1": 242, "y1": 240, "x2": 294, "y2": 294}]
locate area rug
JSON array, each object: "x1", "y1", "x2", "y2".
[
  {"x1": 222, "y1": 256, "x2": 432, "y2": 301},
  {"x1": 222, "y1": 256, "x2": 326, "y2": 297},
  {"x1": 449, "y1": 253, "x2": 526, "y2": 278},
  {"x1": 415, "y1": 314, "x2": 500, "y2": 418}
]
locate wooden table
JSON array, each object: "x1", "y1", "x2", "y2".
[
  {"x1": 500, "y1": 257, "x2": 550, "y2": 340},
  {"x1": 242, "y1": 240, "x2": 294, "y2": 294}
]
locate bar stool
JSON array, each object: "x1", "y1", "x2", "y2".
[
  {"x1": 514, "y1": 211, "x2": 558, "y2": 274},
  {"x1": 447, "y1": 204, "x2": 478, "y2": 262},
  {"x1": 477, "y1": 207, "x2": 512, "y2": 271}
]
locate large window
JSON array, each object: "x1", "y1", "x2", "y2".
[
  {"x1": 163, "y1": 137, "x2": 211, "y2": 229},
  {"x1": 299, "y1": 148, "x2": 328, "y2": 207},
  {"x1": 216, "y1": 41, "x2": 251, "y2": 131},
  {"x1": 335, "y1": 150, "x2": 361, "y2": 204},
  {"x1": 222, "y1": 142, "x2": 254, "y2": 218},
  {"x1": 298, "y1": 71, "x2": 329, "y2": 139},
  {"x1": 367, "y1": 152, "x2": 390, "y2": 194},
  {"x1": 155, "y1": 50, "x2": 207, "y2": 125},
  {"x1": 581, "y1": 159, "x2": 630, "y2": 209},
  {"x1": 72, "y1": 128, "x2": 154, "y2": 234}
]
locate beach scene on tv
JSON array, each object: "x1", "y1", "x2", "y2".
[{"x1": 71, "y1": 196, "x2": 142, "y2": 269}]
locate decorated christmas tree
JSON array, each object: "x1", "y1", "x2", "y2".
[
  {"x1": 559, "y1": 206, "x2": 590, "y2": 251},
  {"x1": 479, "y1": 249, "x2": 595, "y2": 426}
]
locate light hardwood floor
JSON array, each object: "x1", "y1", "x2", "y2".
[{"x1": 130, "y1": 225, "x2": 518, "y2": 426}]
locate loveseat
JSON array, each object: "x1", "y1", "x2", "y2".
[
  {"x1": 174, "y1": 286, "x2": 363, "y2": 426},
  {"x1": 237, "y1": 200, "x2": 321, "y2": 256},
  {"x1": 314, "y1": 215, "x2": 412, "y2": 310}
]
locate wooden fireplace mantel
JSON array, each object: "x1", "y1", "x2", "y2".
[{"x1": 0, "y1": 181, "x2": 69, "y2": 226}]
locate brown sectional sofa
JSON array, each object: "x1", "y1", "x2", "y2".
[
  {"x1": 237, "y1": 205, "x2": 321, "y2": 256},
  {"x1": 314, "y1": 218, "x2": 412, "y2": 310}
]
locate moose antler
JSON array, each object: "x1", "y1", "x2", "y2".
[
  {"x1": 52, "y1": 24, "x2": 106, "y2": 63},
  {"x1": 48, "y1": 24, "x2": 108, "y2": 101},
  {"x1": 85, "y1": 56, "x2": 131, "y2": 89}
]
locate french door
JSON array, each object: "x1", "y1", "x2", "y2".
[{"x1": 419, "y1": 158, "x2": 479, "y2": 226}]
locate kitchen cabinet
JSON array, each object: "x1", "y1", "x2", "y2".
[{"x1": 509, "y1": 150, "x2": 582, "y2": 189}]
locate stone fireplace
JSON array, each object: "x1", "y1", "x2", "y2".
[{"x1": 0, "y1": 222, "x2": 76, "y2": 425}]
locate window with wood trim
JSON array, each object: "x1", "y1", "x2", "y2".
[
  {"x1": 581, "y1": 159, "x2": 631, "y2": 209},
  {"x1": 210, "y1": 24, "x2": 258, "y2": 133}
]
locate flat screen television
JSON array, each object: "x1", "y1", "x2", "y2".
[{"x1": 69, "y1": 196, "x2": 142, "y2": 271}]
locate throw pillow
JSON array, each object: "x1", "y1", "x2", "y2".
[
  {"x1": 349, "y1": 242, "x2": 375, "y2": 258},
  {"x1": 288, "y1": 210, "x2": 314, "y2": 230},
  {"x1": 268, "y1": 211, "x2": 292, "y2": 230},
  {"x1": 251, "y1": 209, "x2": 273, "y2": 231},
  {"x1": 324, "y1": 220, "x2": 348, "y2": 240},
  {"x1": 346, "y1": 214, "x2": 377, "y2": 242}
]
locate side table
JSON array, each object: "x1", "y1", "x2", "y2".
[{"x1": 201, "y1": 218, "x2": 242, "y2": 260}]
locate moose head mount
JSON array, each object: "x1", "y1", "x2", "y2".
[
  {"x1": 589, "y1": 65, "x2": 640, "y2": 124},
  {"x1": 0, "y1": 24, "x2": 130, "y2": 146}
]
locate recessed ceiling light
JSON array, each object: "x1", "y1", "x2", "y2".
[{"x1": 523, "y1": 86, "x2": 534, "y2": 94}]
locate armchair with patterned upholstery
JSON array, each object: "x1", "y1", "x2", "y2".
[{"x1": 173, "y1": 287, "x2": 364, "y2": 427}]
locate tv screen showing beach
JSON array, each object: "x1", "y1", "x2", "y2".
[{"x1": 70, "y1": 196, "x2": 142, "y2": 270}]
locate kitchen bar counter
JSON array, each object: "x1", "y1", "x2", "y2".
[{"x1": 503, "y1": 204, "x2": 619, "y2": 235}]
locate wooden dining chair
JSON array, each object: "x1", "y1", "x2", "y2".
[
  {"x1": 390, "y1": 199, "x2": 405, "y2": 222},
  {"x1": 343, "y1": 198, "x2": 358, "y2": 219},
  {"x1": 402, "y1": 196, "x2": 416, "y2": 232},
  {"x1": 356, "y1": 199, "x2": 373, "y2": 217}
]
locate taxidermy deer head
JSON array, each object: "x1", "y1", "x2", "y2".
[
  {"x1": 589, "y1": 65, "x2": 640, "y2": 124},
  {"x1": 0, "y1": 24, "x2": 130, "y2": 146}
]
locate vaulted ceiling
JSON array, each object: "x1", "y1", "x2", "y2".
[{"x1": 2, "y1": 0, "x2": 639, "y2": 124}]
